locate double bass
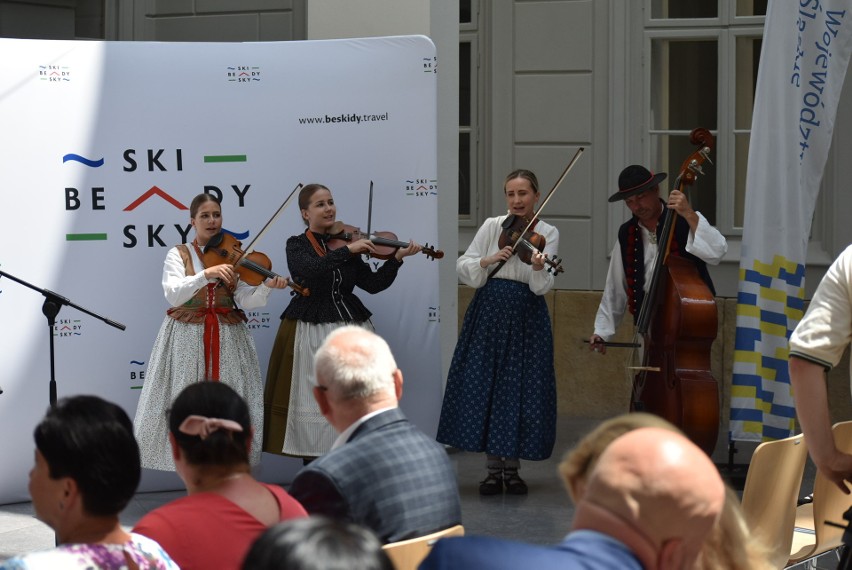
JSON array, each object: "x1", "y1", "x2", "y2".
[{"x1": 630, "y1": 128, "x2": 719, "y2": 455}]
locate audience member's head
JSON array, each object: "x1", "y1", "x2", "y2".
[
  {"x1": 571, "y1": 427, "x2": 725, "y2": 570},
  {"x1": 30, "y1": 395, "x2": 140, "y2": 539},
  {"x1": 559, "y1": 412, "x2": 675, "y2": 503},
  {"x1": 168, "y1": 381, "x2": 253, "y2": 471},
  {"x1": 242, "y1": 516, "x2": 393, "y2": 570},
  {"x1": 560, "y1": 413, "x2": 773, "y2": 569},
  {"x1": 312, "y1": 325, "x2": 402, "y2": 431}
]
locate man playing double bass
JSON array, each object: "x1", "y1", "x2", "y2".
[{"x1": 589, "y1": 164, "x2": 727, "y2": 353}]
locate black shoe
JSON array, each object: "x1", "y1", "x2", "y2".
[
  {"x1": 504, "y1": 471, "x2": 528, "y2": 495},
  {"x1": 479, "y1": 473, "x2": 503, "y2": 495}
]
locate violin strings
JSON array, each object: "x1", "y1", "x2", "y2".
[{"x1": 239, "y1": 258, "x2": 275, "y2": 278}]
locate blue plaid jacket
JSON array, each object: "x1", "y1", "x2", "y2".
[{"x1": 289, "y1": 407, "x2": 462, "y2": 543}]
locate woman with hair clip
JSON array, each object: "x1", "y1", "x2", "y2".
[
  {"x1": 436, "y1": 169, "x2": 558, "y2": 496},
  {"x1": 1, "y1": 395, "x2": 177, "y2": 569},
  {"x1": 262, "y1": 183, "x2": 421, "y2": 462},
  {"x1": 134, "y1": 192, "x2": 289, "y2": 472},
  {"x1": 133, "y1": 382, "x2": 307, "y2": 570}
]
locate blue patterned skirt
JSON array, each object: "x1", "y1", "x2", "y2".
[{"x1": 437, "y1": 278, "x2": 556, "y2": 460}]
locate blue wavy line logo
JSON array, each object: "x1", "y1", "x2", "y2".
[
  {"x1": 223, "y1": 228, "x2": 250, "y2": 240},
  {"x1": 63, "y1": 154, "x2": 104, "y2": 167},
  {"x1": 130, "y1": 360, "x2": 145, "y2": 366}
]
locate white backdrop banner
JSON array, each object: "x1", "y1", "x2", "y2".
[{"x1": 0, "y1": 36, "x2": 440, "y2": 503}]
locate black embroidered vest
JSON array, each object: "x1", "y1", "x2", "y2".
[{"x1": 617, "y1": 204, "x2": 716, "y2": 324}]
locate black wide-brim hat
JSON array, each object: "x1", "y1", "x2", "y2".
[{"x1": 608, "y1": 165, "x2": 667, "y2": 203}]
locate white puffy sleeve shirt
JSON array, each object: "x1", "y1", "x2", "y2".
[
  {"x1": 457, "y1": 215, "x2": 559, "y2": 296},
  {"x1": 593, "y1": 212, "x2": 727, "y2": 340},
  {"x1": 161, "y1": 245, "x2": 274, "y2": 310}
]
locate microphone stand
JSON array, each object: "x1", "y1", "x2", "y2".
[{"x1": 0, "y1": 269, "x2": 126, "y2": 407}]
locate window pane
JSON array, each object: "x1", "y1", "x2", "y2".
[
  {"x1": 459, "y1": 132, "x2": 471, "y2": 217},
  {"x1": 460, "y1": 0, "x2": 472, "y2": 24},
  {"x1": 460, "y1": 42, "x2": 471, "y2": 127},
  {"x1": 649, "y1": 132, "x2": 717, "y2": 224},
  {"x1": 76, "y1": 0, "x2": 105, "y2": 39},
  {"x1": 651, "y1": 39, "x2": 718, "y2": 131},
  {"x1": 651, "y1": 1, "x2": 717, "y2": 19},
  {"x1": 736, "y1": 0, "x2": 767, "y2": 17},
  {"x1": 735, "y1": 36, "x2": 761, "y2": 130}
]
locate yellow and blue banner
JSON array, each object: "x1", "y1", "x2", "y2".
[{"x1": 732, "y1": 1, "x2": 852, "y2": 441}]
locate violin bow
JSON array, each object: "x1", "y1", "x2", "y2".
[
  {"x1": 231, "y1": 182, "x2": 303, "y2": 267},
  {"x1": 366, "y1": 180, "x2": 373, "y2": 242},
  {"x1": 488, "y1": 147, "x2": 585, "y2": 279}
]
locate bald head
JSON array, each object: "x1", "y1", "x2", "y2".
[{"x1": 572, "y1": 427, "x2": 724, "y2": 570}]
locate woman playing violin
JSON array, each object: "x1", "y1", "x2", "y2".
[
  {"x1": 262, "y1": 183, "x2": 421, "y2": 461},
  {"x1": 134, "y1": 193, "x2": 289, "y2": 471},
  {"x1": 437, "y1": 169, "x2": 558, "y2": 496}
]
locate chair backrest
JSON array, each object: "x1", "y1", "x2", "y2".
[
  {"x1": 740, "y1": 432, "x2": 808, "y2": 569},
  {"x1": 812, "y1": 421, "x2": 852, "y2": 551},
  {"x1": 382, "y1": 525, "x2": 465, "y2": 570},
  {"x1": 789, "y1": 420, "x2": 852, "y2": 566}
]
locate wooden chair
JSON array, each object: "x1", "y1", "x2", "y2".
[
  {"x1": 382, "y1": 524, "x2": 465, "y2": 570},
  {"x1": 740, "y1": 432, "x2": 809, "y2": 569},
  {"x1": 788, "y1": 421, "x2": 852, "y2": 568}
]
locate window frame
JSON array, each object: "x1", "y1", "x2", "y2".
[{"x1": 644, "y1": 5, "x2": 767, "y2": 238}]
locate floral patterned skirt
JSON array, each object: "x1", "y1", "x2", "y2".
[{"x1": 134, "y1": 317, "x2": 263, "y2": 471}]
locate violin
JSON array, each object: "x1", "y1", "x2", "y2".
[
  {"x1": 325, "y1": 221, "x2": 444, "y2": 261},
  {"x1": 488, "y1": 148, "x2": 583, "y2": 279},
  {"x1": 498, "y1": 214, "x2": 564, "y2": 275},
  {"x1": 202, "y1": 232, "x2": 310, "y2": 296}
]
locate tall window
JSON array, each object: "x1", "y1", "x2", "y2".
[
  {"x1": 646, "y1": 1, "x2": 766, "y2": 234},
  {"x1": 459, "y1": 0, "x2": 479, "y2": 225}
]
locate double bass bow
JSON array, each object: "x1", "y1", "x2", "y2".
[{"x1": 629, "y1": 128, "x2": 719, "y2": 455}]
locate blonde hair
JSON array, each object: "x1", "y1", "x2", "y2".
[
  {"x1": 695, "y1": 487, "x2": 775, "y2": 570},
  {"x1": 559, "y1": 412, "x2": 675, "y2": 503}
]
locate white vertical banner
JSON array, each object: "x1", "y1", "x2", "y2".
[
  {"x1": 731, "y1": 2, "x2": 852, "y2": 441},
  {"x1": 0, "y1": 36, "x2": 440, "y2": 503}
]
